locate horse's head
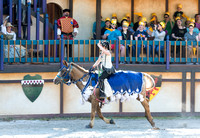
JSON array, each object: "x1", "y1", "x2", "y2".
[{"x1": 53, "y1": 60, "x2": 72, "y2": 85}]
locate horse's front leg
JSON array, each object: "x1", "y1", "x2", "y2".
[
  {"x1": 96, "y1": 103, "x2": 115, "y2": 124},
  {"x1": 86, "y1": 96, "x2": 98, "y2": 128}
]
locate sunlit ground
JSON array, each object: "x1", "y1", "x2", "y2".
[{"x1": 0, "y1": 117, "x2": 200, "y2": 137}]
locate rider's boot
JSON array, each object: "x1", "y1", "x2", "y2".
[{"x1": 99, "y1": 80, "x2": 106, "y2": 101}]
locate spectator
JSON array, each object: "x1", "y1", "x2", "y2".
[
  {"x1": 1, "y1": 21, "x2": 26, "y2": 58},
  {"x1": 117, "y1": 17, "x2": 134, "y2": 34},
  {"x1": 187, "y1": 18, "x2": 199, "y2": 34},
  {"x1": 133, "y1": 13, "x2": 143, "y2": 31},
  {"x1": 173, "y1": 4, "x2": 184, "y2": 20},
  {"x1": 120, "y1": 21, "x2": 133, "y2": 63},
  {"x1": 171, "y1": 17, "x2": 187, "y2": 57},
  {"x1": 151, "y1": 22, "x2": 166, "y2": 57},
  {"x1": 171, "y1": 17, "x2": 187, "y2": 41},
  {"x1": 134, "y1": 21, "x2": 148, "y2": 58},
  {"x1": 92, "y1": 16, "x2": 105, "y2": 39},
  {"x1": 1, "y1": 21, "x2": 16, "y2": 40},
  {"x1": 184, "y1": 23, "x2": 199, "y2": 64},
  {"x1": 195, "y1": 14, "x2": 200, "y2": 30},
  {"x1": 125, "y1": 13, "x2": 134, "y2": 28},
  {"x1": 101, "y1": 17, "x2": 111, "y2": 39},
  {"x1": 185, "y1": 17, "x2": 191, "y2": 28},
  {"x1": 141, "y1": 17, "x2": 153, "y2": 38},
  {"x1": 111, "y1": 13, "x2": 121, "y2": 27},
  {"x1": 163, "y1": 12, "x2": 174, "y2": 35},
  {"x1": 57, "y1": 9, "x2": 79, "y2": 57},
  {"x1": 103, "y1": 19, "x2": 125, "y2": 58},
  {"x1": 149, "y1": 13, "x2": 159, "y2": 32}
]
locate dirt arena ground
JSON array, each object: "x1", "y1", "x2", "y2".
[{"x1": 0, "y1": 117, "x2": 200, "y2": 138}]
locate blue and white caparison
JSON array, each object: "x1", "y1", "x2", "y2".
[{"x1": 81, "y1": 70, "x2": 144, "y2": 103}]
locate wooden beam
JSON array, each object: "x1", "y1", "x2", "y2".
[
  {"x1": 131, "y1": 0, "x2": 134, "y2": 23},
  {"x1": 199, "y1": 0, "x2": 200, "y2": 14},
  {"x1": 96, "y1": 0, "x2": 101, "y2": 40},
  {"x1": 69, "y1": 0, "x2": 73, "y2": 18},
  {"x1": 166, "y1": 0, "x2": 168, "y2": 12}
]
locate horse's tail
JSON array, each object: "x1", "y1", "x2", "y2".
[{"x1": 143, "y1": 73, "x2": 155, "y2": 91}]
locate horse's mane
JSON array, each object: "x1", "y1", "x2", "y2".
[{"x1": 71, "y1": 62, "x2": 89, "y2": 73}]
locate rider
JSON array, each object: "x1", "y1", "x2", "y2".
[{"x1": 91, "y1": 41, "x2": 115, "y2": 101}]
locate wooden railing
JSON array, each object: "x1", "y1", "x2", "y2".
[{"x1": 1, "y1": 35, "x2": 200, "y2": 71}]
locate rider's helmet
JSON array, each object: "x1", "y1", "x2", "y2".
[{"x1": 101, "y1": 41, "x2": 110, "y2": 50}]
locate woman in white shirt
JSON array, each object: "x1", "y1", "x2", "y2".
[
  {"x1": 151, "y1": 21, "x2": 166, "y2": 57},
  {"x1": 91, "y1": 41, "x2": 115, "y2": 101}
]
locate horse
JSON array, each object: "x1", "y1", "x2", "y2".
[{"x1": 53, "y1": 60, "x2": 159, "y2": 129}]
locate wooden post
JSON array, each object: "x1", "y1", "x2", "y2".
[
  {"x1": 42, "y1": 0, "x2": 47, "y2": 13},
  {"x1": 166, "y1": 0, "x2": 168, "y2": 12},
  {"x1": 36, "y1": 8, "x2": 40, "y2": 40},
  {"x1": 54, "y1": 20, "x2": 58, "y2": 57},
  {"x1": 60, "y1": 35, "x2": 64, "y2": 67},
  {"x1": 0, "y1": 0, "x2": 3, "y2": 25},
  {"x1": 34, "y1": 0, "x2": 37, "y2": 12},
  {"x1": 0, "y1": 35, "x2": 3, "y2": 71},
  {"x1": 9, "y1": 0, "x2": 12, "y2": 23},
  {"x1": 96, "y1": 0, "x2": 101, "y2": 40},
  {"x1": 199, "y1": 0, "x2": 200, "y2": 14},
  {"x1": 69, "y1": 0, "x2": 73, "y2": 18},
  {"x1": 131, "y1": 0, "x2": 134, "y2": 23},
  {"x1": 54, "y1": 20, "x2": 58, "y2": 40},
  {"x1": 45, "y1": 14, "x2": 49, "y2": 56},
  {"x1": 18, "y1": 0, "x2": 22, "y2": 38},
  {"x1": 166, "y1": 35, "x2": 170, "y2": 70},
  {"x1": 27, "y1": 2, "x2": 31, "y2": 40}
]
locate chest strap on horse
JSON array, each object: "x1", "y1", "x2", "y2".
[{"x1": 81, "y1": 73, "x2": 93, "y2": 95}]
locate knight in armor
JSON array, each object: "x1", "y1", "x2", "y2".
[
  {"x1": 57, "y1": 9, "x2": 79, "y2": 57},
  {"x1": 91, "y1": 41, "x2": 115, "y2": 101}
]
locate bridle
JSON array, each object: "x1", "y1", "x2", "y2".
[
  {"x1": 56, "y1": 64, "x2": 73, "y2": 86},
  {"x1": 57, "y1": 63, "x2": 91, "y2": 86}
]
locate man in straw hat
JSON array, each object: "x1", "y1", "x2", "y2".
[{"x1": 57, "y1": 9, "x2": 79, "y2": 57}]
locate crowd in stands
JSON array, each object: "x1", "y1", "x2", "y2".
[{"x1": 93, "y1": 4, "x2": 200, "y2": 64}]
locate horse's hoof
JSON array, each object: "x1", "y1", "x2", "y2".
[
  {"x1": 152, "y1": 127, "x2": 160, "y2": 130},
  {"x1": 110, "y1": 119, "x2": 115, "y2": 124},
  {"x1": 85, "y1": 124, "x2": 93, "y2": 128}
]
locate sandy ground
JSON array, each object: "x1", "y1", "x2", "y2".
[{"x1": 0, "y1": 117, "x2": 200, "y2": 138}]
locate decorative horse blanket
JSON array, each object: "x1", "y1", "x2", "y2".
[{"x1": 89, "y1": 71, "x2": 143, "y2": 95}]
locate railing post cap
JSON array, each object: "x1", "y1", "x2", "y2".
[
  {"x1": 28, "y1": 2, "x2": 31, "y2": 6},
  {"x1": 54, "y1": 20, "x2": 57, "y2": 24},
  {"x1": 1, "y1": 35, "x2": 3, "y2": 39},
  {"x1": 46, "y1": 14, "x2": 49, "y2": 18},
  {"x1": 37, "y1": 8, "x2": 40, "y2": 12},
  {"x1": 61, "y1": 35, "x2": 64, "y2": 39}
]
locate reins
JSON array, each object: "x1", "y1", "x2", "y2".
[{"x1": 58, "y1": 63, "x2": 104, "y2": 103}]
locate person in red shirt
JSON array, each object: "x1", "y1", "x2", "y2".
[{"x1": 57, "y1": 9, "x2": 79, "y2": 57}]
